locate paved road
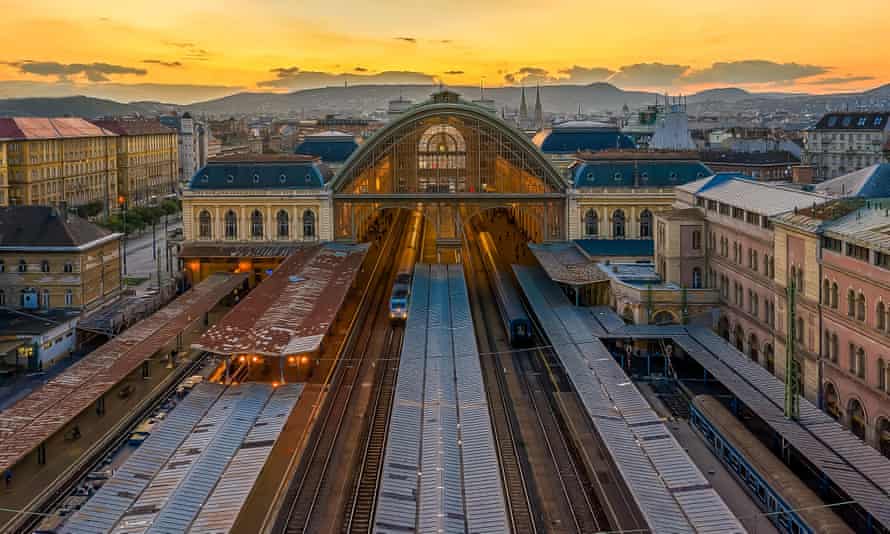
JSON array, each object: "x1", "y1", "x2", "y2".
[{"x1": 122, "y1": 218, "x2": 181, "y2": 290}]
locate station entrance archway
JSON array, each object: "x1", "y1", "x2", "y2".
[{"x1": 330, "y1": 91, "x2": 567, "y2": 246}]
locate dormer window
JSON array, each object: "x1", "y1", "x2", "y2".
[
  {"x1": 858, "y1": 117, "x2": 867, "y2": 127},
  {"x1": 696, "y1": 172, "x2": 705, "y2": 178},
  {"x1": 827, "y1": 117, "x2": 837, "y2": 127},
  {"x1": 613, "y1": 172, "x2": 622, "y2": 181},
  {"x1": 279, "y1": 174, "x2": 287, "y2": 184},
  {"x1": 252, "y1": 173, "x2": 260, "y2": 184},
  {"x1": 586, "y1": 172, "x2": 593, "y2": 179},
  {"x1": 842, "y1": 116, "x2": 852, "y2": 127},
  {"x1": 876, "y1": 117, "x2": 884, "y2": 126},
  {"x1": 226, "y1": 174, "x2": 234, "y2": 183},
  {"x1": 201, "y1": 174, "x2": 209, "y2": 183},
  {"x1": 305, "y1": 173, "x2": 313, "y2": 184},
  {"x1": 669, "y1": 171, "x2": 678, "y2": 181}
]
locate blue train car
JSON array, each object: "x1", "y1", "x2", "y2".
[
  {"x1": 389, "y1": 211, "x2": 424, "y2": 322},
  {"x1": 690, "y1": 395, "x2": 854, "y2": 534},
  {"x1": 477, "y1": 231, "x2": 533, "y2": 347}
]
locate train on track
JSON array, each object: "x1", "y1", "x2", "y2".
[
  {"x1": 477, "y1": 231, "x2": 533, "y2": 347},
  {"x1": 389, "y1": 210, "x2": 424, "y2": 322},
  {"x1": 690, "y1": 394, "x2": 854, "y2": 534}
]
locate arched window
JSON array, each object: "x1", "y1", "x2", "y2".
[
  {"x1": 41, "y1": 289, "x2": 50, "y2": 308},
  {"x1": 692, "y1": 268, "x2": 702, "y2": 289},
  {"x1": 878, "y1": 302, "x2": 886, "y2": 331},
  {"x1": 848, "y1": 289, "x2": 856, "y2": 317},
  {"x1": 199, "y1": 210, "x2": 212, "y2": 239},
  {"x1": 878, "y1": 358, "x2": 887, "y2": 392},
  {"x1": 0, "y1": 260, "x2": 5, "y2": 273},
  {"x1": 250, "y1": 210, "x2": 264, "y2": 239},
  {"x1": 64, "y1": 261, "x2": 73, "y2": 273},
  {"x1": 224, "y1": 210, "x2": 237, "y2": 239},
  {"x1": 584, "y1": 209, "x2": 598, "y2": 237},
  {"x1": 849, "y1": 398, "x2": 866, "y2": 440},
  {"x1": 831, "y1": 333, "x2": 839, "y2": 362},
  {"x1": 639, "y1": 209, "x2": 652, "y2": 238},
  {"x1": 857, "y1": 292, "x2": 866, "y2": 321},
  {"x1": 277, "y1": 210, "x2": 289, "y2": 238},
  {"x1": 823, "y1": 279, "x2": 831, "y2": 305},
  {"x1": 18, "y1": 259, "x2": 27, "y2": 273},
  {"x1": 303, "y1": 210, "x2": 316, "y2": 239},
  {"x1": 831, "y1": 282, "x2": 838, "y2": 309},
  {"x1": 0, "y1": 289, "x2": 5, "y2": 306},
  {"x1": 612, "y1": 209, "x2": 626, "y2": 238},
  {"x1": 41, "y1": 260, "x2": 50, "y2": 273},
  {"x1": 65, "y1": 289, "x2": 73, "y2": 306}
]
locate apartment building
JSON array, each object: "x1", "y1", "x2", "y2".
[
  {"x1": 0, "y1": 118, "x2": 118, "y2": 209},
  {"x1": 803, "y1": 112, "x2": 890, "y2": 180},
  {"x1": 91, "y1": 118, "x2": 179, "y2": 205}
]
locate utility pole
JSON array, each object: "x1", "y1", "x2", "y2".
[
  {"x1": 118, "y1": 195, "x2": 128, "y2": 276},
  {"x1": 785, "y1": 278, "x2": 800, "y2": 420}
]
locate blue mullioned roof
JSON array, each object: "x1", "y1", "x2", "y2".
[
  {"x1": 187, "y1": 160, "x2": 330, "y2": 190},
  {"x1": 534, "y1": 130, "x2": 636, "y2": 154},
  {"x1": 575, "y1": 238, "x2": 654, "y2": 257},
  {"x1": 294, "y1": 138, "x2": 359, "y2": 163},
  {"x1": 572, "y1": 160, "x2": 713, "y2": 187}
]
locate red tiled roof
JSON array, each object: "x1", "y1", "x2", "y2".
[
  {"x1": 90, "y1": 118, "x2": 175, "y2": 136},
  {"x1": 194, "y1": 243, "x2": 368, "y2": 356},
  {"x1": 0, "y1": 117, "x2": 117, "y2": 140},
  {"x1": 0, "y1": 272, "x2": 247, "y2": 472}
]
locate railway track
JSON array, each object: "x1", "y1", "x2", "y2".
[
  {"x1": 342, "y1": 326, "x2": 404, "y2": 533},
  {"x1": 12, "y1": 350, "x2": 212, "y2": 534},
  {"x1": 275, "y1": 213, "x2": 407, "y2": 534},
  {"x1": 463, "y1": 233, "x2": 547, "y2": 533},
  {"x1": 465, "y1": 226, "x2": 609, "y2": 534}
]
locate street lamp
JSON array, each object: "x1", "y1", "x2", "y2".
[{"x1": 118, "y1": 195, "x2": 128, "y2": 276}]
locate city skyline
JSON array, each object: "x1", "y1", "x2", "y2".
[{"x1": 1, "y1": 0, "x2": 888, "y2": 103}]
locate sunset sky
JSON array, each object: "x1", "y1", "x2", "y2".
[{"x1": 1, "y1": 0, "x2": 888, "y2": 103}]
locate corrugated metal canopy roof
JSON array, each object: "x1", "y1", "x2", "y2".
[{"x1": 194, "y1": 243, "x2": 368, "y2": 356}]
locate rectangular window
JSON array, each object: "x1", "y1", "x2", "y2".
[
  {"x1": 822, "y1": 236, "x2": 843, "y2": 253},
  {"x1": 846, "y1": 243, "x2": 870, "y2": 262},
  {"x1": 875, "y1": 251, "x2": 890, "y2": 270}
]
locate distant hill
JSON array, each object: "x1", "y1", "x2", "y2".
[
  {"x1": 0, "y1": 83, "x2": 886, "y2": 119},
  {"x1": 0, "y1": 95, "x2": 175, "y2": 119},
  {"x1": 181, "y1": 83, "x2": 662, "y2": 116},
  {"x1": 686, "y1": 87, "x2": 753, "y2": 103}
]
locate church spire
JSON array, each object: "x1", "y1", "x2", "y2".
[
  {"x1": 534, "y1": 84, "x2": 543, "y2": 129},
  {"x1": 519, "y1": 86, "x2": 529, "y2": 126}
]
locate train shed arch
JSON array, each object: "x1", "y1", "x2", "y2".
[{"x1": 331, "y1": 90, "x2": 566, "y2": 243}]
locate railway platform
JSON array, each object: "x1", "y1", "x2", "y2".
[
  {"x1": 515, "y1": 264, "x2": 747, "y2": 533},
  {"x1": 543, "y1": 274, "x2": 890, "y2": 532},
  {"x1": 0, "y1": 272, "x2": 247, "y2": 531},
  {"x1": 375, "y1": 264, "x2": 508, "y2": 533},
  {"x1": 62, "y1": 382, "x2": 304, "y2": 533}
]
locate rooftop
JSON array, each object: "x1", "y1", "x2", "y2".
[
  {"x1": 699, "y1": 150, "x2": 800, "y2": 165},
  {"x1": 814, "y1": 163, "x2": 890, "y2": 198},
  {"x1": 532, "y1": 126, "x2": 635, "y2": 155},
  {"x1": 294, "y1": 131, "x2": 359, "y2": 163},
  {"x1": 575, "y1": 238, "x2": 655, "y2": 257},
  {"x1": 0, "y1": 206, "x2": 117, "y2": 249},
  {"x1": 528, "y1": 242, "x2": 609, "y2": 285},
  {"x1": 680, "y1": 172, "x2": 830, "y2": 216},
  {"x1": 571, "y1": 154, "x2": 712, "y2": 188},
  {"x1": 0, "y1": 309, "x2": 79, "y2": 336},
  {"x1": 0, "y1": 117, "x2": 116, "y2": 140},
  {"x1": 187, "y1": 155, "x2": 332, "y2": 190},
  {"x1": 194, "y1": 243, "x2": 368, "y2": 356},
  {"x1": 814, "y1": 112, "x2": 890, "y2": 131},
  {"x1": 656, "y1": 207, "x2": 706, "y2": 221},
  {"x1": 90, "y1": 118, "x2": 175, "y2": 136}
]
